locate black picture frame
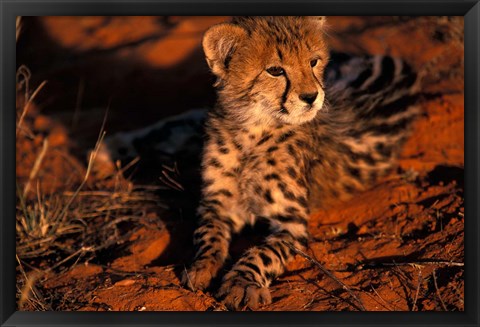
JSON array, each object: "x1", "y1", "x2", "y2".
[{"x1": 2, "y1": 1, "x2": 478, "y2": 326}]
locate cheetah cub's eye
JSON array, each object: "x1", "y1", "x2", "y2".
[
  {"x1": 310, "y1": 59, "x2": 318, "y2": 68},
  {"x1": 266, "y1": 66, "x2": 285, "y2": 77}
]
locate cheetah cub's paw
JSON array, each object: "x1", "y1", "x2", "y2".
[
  {"x1": 181, "y1": 260, "x2": 217, "y2": 291},
  {"x1": 217, "y1": 275, "x2": 272, "y2": 311}
]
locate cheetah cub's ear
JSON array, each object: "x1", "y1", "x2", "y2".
[
  {"x1": 305, "y1": 16, "x2": 327, "y2": 28},
  {"x1": 202, "y1": 23, "x2": 247, "y2": 82}
]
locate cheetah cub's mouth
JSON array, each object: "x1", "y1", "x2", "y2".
[
  {"x1": 202, "y1": 16, "x2": 329, "y2": 126},
  {"x1": 275, "y1": 87, "x2": 326, "y2": 125}
]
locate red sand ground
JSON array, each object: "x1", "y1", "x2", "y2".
[{"x1": 16, "y1": 16, "x2": 464, "y2": 311}]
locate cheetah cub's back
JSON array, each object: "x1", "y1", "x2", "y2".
[{"x1": 181, "y1": 16, "x2": 420, "y2": 311}]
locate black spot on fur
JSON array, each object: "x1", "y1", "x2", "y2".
[
  {"x1": 254, "y1": 185, "x2": 263, "y2": 195},
  {"x1": 295, "y1": 139, "x2": 308, "y2": 148},
  {"x1": 375, "y1": 142, "x2": 393, "y2": 158},
  {"x1": 236, "y1": 269, "x2": 257, "y2": 283},
  {"x1": 222, "y1": 171, "x2": 236, "y2": 178},
  {"x1": 217, "y1": 189, "x2": 233, "y2": 197},
  {"x1": 240, "y1": 262, "x2": 263, "y2": 276},
  {"x1": 209, "y1": 236, "x2": 219, "y2": 243},
  {"x1": 216, "y1": 137, "x2": 226, "y2": 147},
  {"x1": 286, "y1": 206, "x2": 299, "y2": 214},
  {"x1": 287, "y1": 144, "x2": 298, "y2": 160},
  {"x1": 203, "y1": 179, "x2": 214, "y2": 187},
  {"x1": 276, "y1": 242, "x2": 289, "y2": 260},
  {"x1": 265, "y1": 173, "x2": 281, "y2": 181},
  {"x1": 203, "y1": 199, "x2": 222, "y2": 207},
  {"x1": 264, "y1": 190, "x2": 274, "y2": 203},
  {"x1": 219, "y1": 147, "x2": 230, "y2": 154},
  {"x1": 347, "y1": 166, "x2": 361, "y2": 180},
  {"x1": 194, "y1": 230, "x2": 208, "y2": 240},
  {"x1": 208, "y1": 158, "x2": 223, "y2": 168},
  {"x1": 287, "y1": 167, "x2": 297, "y2": 178},
  {"x1": 296, "y1": 196, "x2": 309, "y2": 208},
  {"x1": 259, "y1": 252, "x2": 273, "y2": 266},
  {"x1": 267, "y1": 146, "x2": 279, "y2": 153},
  {"x1": 257, "y1": 133, "x2": 273, "y2": 146},
  {"x1": 296, "y1": 178, "x2": 308, "y2": 189},
  {"x1": 277, "y1": 182, "x2": 296, "y2": 200},
  {"x1": 276, "y1": 130, "x2": 296, "y2": 143},
  {"x1": 232, "y1": 139, "x2": 243, "y2": 151},
  {"x1": 199, "y1": 244, "x2": 213, "y2": 255},
  {"x1": 266, "y1": 272, "x2": 276, "y2": 281},
  {"x1": 265, "y1": 244, "x2": 284, "y2": 262},
  {"x1": 267, "y1": 159, "x2": 276, "y2": 166},
  {"x1": 272, "y1": 214, "x2": 308, "y2": 226}
]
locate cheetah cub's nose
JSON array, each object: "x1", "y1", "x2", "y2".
[{"x1": 299, "y1": 92, "x2": 318, "y2": 105}]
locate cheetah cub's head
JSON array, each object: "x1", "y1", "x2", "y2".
[{"x1": 203, "y1": 16, "x2": 329, "y2": 125}]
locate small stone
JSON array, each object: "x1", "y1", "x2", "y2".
[{"x1": 114, "y1": 279, "x2": 136, "y2": 287}]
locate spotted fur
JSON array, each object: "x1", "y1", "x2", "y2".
[{"x1": 178, "y1": 16, "x2": 420, "y2": 310}]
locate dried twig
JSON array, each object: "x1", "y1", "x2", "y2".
[
  {"x1": 59, "y1": 108, "x2": 108, "y2": 220},
  {"x1": 182, "y1": 265, "x2": 195, "y2": 292},
  {"x1": 370, "y1": 284, "x2": 395, "y2": 311},
  {"x1": 44, "y1": 246, "x2": 95, "y2": 273},
  {"x1": 432, "y1": 269, "x2": 448, "y2": 311},
  {"x1": 284, "y1": 243, "x2": 366, "y2": 311},
  {"x1": 412, "y1": 270, "x2": 422, "y2": 311},
  {"x1": 23, "y1": 139, "x2": 49, "y2": 197},
  {"x1": 357, "y1": 260, "x2": 464, "y2": 270},
  {"x1": 118, "y1": 157, "x2": 140, "y2": 175},
  {"x1": 159, "y1": 164, "x2": 184, "y2": 191},
  {"x1": 16, "y1": 80, "x2": 48, "y2": 137},
  {"x1": 16, "y1": 254, "x2": 49, "y2": 310}
]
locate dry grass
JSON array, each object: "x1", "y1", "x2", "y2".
[{"x1": 15, "y1": 65, "x2": 166, "y2": 310}]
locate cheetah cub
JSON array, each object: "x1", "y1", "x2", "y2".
[{"x1": 181, "y1": 16, "x2": 420, "y2": 310}]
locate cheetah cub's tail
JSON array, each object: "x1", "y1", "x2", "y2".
[
  {"x1": 311, "y1": 53, "x2": 422, "y2": 206},
  {"x1": 326, "y1": 52, "x2": 421, "y2": 128}
]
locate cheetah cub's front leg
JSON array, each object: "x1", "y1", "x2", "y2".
[
  {"x1": 181, "y1": 130, "x2": 245, "y2": 291},
  {"x1": 217, "y1": 223, "x2": 308, "y2": 310},
  {"x1": 216, "y1": 142, "x2": 311, "y2": 310}
]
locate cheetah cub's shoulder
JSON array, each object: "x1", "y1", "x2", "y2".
[{"x1": 181, "y1": 16, "x2": 420, "y2": 311}]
